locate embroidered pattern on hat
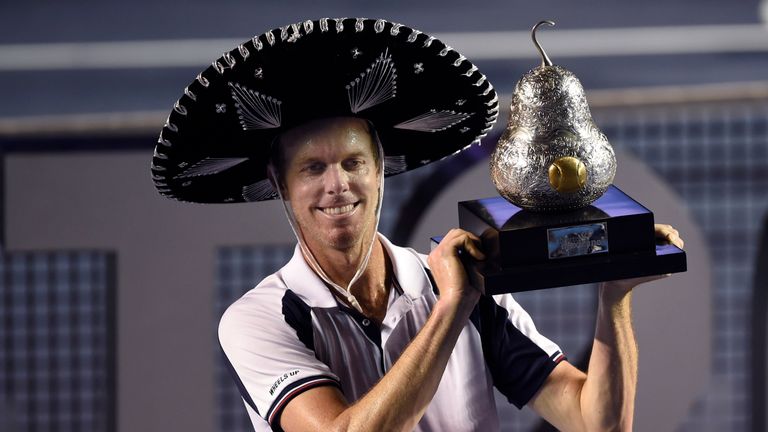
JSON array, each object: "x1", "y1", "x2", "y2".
[
  {"x1": 238, "y1": 44, "x2": 250, "y2": 60},
  {"x1": 346, "y1": 50, "x2": 397, "y2": 114},
  {"x1": 229, "y1": 82, "x2": 282, "y2": 130},
  {"x1": 252, "y1": 36, "x2": 263, "y2": 51},
  {"x1": 173, "y1": 101, "x2": 187, "y2": 116},
  {"x1": 394, "y1": 109, "x2": 472, "y2": 132},
  {"x1": 175, "y1": 157, "x2": 249, "y2": 179},
  {"x1": 303, "y1": 20, "x2": 314, "y2": 34},
  {"x1": 374, "y1": 19, "x2": 385, "y2": 33},
  {"x1": 335, "y1": 18, "x2": 345, "y2": 33},
  {"x1": 265, "y1": 31, "x2": 276, "y2": 46},
  {"x1": 153, "y1": 148, "x2": 168, "y2": 160},
  {"x1": 164, "y1": 116, "x2": 178, "y2": 132},
  {"x1": 407, "y1": 29, "x2": 421, "y2": 43},
  {"x1": 223, "y1": 52, "x2": 236, "y2": 68},
  {"x1": 288, "y1": 24, "x2": 302, "y2": 43},
  {"x1": 242, "y1": 179, "x2": 278, "y2": 201},
  {"x1": 184, "y1": 87, "x2": 197, "y2": 101},
  {"x1": 383, "y1": 155, "x2": 408, "y2": 175},
  {"x1": 196, "y1": 73, "x2": 210, "y2": 87}
]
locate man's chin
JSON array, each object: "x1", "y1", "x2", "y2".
[
  {"x1": 325, "y1": 233, "x2": 360, "y2": 251},
  {"x1": 317, "y1": 227, "x2": 373, "y2": 252}
]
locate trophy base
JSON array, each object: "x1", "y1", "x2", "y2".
[
  {"x1": 437, "y1": 185, "x2": 687, "y2": 293},
  {"x1": 429, "y1": 239, "x2": 686, "y2": 294},
  {"x1": 458, "y1": 186, "x2": 657, "y2": 268}
]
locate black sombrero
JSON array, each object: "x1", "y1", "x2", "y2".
[{"x1": 151, "y1": 17, "x2": 499, "y2": 203}]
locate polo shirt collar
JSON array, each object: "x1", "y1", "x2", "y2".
[
  {"x1": 281, "y1": 244, "x2": 339, "y2": 309},
  {"x1": 378, "y1": 234, "x2": 432, "y2": 301},
  {"x1": 281, "y1": 233, "x2": 431, "y2": 308}
]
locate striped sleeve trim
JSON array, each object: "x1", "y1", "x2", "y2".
[
  {"x1": 267, "y1": 375, "x2": 341, "y2": 427},
  {"x1": 550, "y1": 351, "x2": 566, "y2": 364}
]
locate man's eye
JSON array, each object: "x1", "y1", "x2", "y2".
[
  {"x1": 344, "y1": 159, "x2": 364, "y2": 170},
  {"x1": 304, "y1": 163, "x2": 324, "y2": 173}
]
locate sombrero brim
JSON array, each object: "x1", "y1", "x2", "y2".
[{"x1": 151, "y1": 18, "x2": 499, "y2": 203}]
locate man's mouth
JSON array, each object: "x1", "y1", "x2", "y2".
[{"x1": 320, "y1": 202, "x2": 358, "y2": 215}]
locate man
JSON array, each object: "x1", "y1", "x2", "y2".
[{"x1": 151, "y1": 18, "x2": 684, "y2": 431}]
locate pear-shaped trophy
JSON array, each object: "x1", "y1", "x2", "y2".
[
  {"x1": 450, "y1": 20, "x2": 687, "y2": 293},
  {"x1": 491, "y1": 20, "x2": 616, "y2": 211}
]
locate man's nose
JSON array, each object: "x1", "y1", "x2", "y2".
[{"x1": 324, "y1": 164, "x2": 349, "y2": 194}]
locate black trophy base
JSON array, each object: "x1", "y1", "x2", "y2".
[
  {"x1": 478, "y1": 243, "x2": 684, "y2": 294},
  {"x1": 458, "y1": 186, "x2": 657, "y2": 268},
  {"x1": 440, "y1": 185, "x2": 687, "y2": 294},
  {"x1": 429, "y1": 238, "x2": 686, "y2": 294}
]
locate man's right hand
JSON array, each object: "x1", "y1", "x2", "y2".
[{"x1": 427, "y1": 228, "x2": 486, "y2": 310}]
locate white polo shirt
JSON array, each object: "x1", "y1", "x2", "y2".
[{"x1": 218, "y1": 234, "x2": 564, "y2": 432}]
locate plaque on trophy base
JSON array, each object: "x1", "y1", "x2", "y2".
[{"x1": 431, "y1": 185, "x2": 686, "y2": 294}]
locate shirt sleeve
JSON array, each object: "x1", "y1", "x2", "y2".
[
  {"x1": 218, "y1": 282, "x2": 341, "y2": 430},
  {"x1": 471, "y1": 293, "x2": 565, "y2": 409}
]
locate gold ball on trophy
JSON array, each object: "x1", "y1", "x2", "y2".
[{"x1": 548, "y1": 156, "x2": 587, "y2": 193}]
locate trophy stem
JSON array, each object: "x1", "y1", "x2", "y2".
[{"x1": 531, "y1": 20, "x2": 556, "y2": 67}]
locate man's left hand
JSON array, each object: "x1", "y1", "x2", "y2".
[{"x1": 601, "y1": 223, "x2": 685, "y2": 296}]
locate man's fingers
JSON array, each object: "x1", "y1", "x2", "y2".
[
  {"x1": 655, "y1": 223, "x2": 685, "y2": 249},
  {"x1": 437, "y1": 229, "x2": 486, "y2": 261},
  {"x1": 461, "y1": 234, "x2": 486, "y2": 261},
  {"x1": 667, "y1": 233, "x2": 684, "y2": 249},
  {"x1": 450, "y1": 230, "x2": 485, "y2": 261},
  {"x1": 668, "y1": 233, "x2": 684, "y2": 249}
]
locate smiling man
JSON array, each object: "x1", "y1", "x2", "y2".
[{"x1": 152, "y1": 18, "x2": 684, "y2": 432}]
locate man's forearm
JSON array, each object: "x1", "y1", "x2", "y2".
[
  {"x1": 580, "y1": 284, "x2": 638, "y2": 431},
  {"x1": 330, "y1": 297, "x2": 475, "y2": 432}
]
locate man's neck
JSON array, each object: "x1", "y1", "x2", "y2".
[
  {"x1": 306, "y1": 235, "x2": 392, "y2": 322},
  {"x1": 309, "y1": 236, "x2": 378, "y2": 286}
]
